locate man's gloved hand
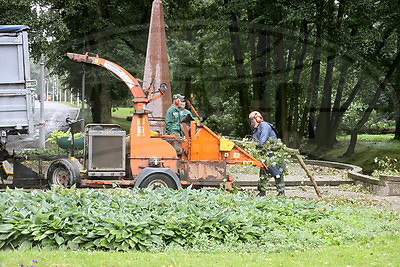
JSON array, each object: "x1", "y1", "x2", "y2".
[
  {"x1": 258, "y1": 148, "x2": 267, "y2": 156},
  {"x1": 256, "y1": 143, "x2": 266, "y2": 154},
  {"x1": 256, "y1": 142, "x2": 263, "y2": 149}
]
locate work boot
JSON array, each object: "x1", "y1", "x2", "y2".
[
  {"x1": 257, "y1": 183, "x2": 267, "y2": 196},
  {"x1": 274, "y1": 174, "x2": 285, "y2": 197}
]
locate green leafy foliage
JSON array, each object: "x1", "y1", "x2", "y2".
[
  {"x1": 372, "y1": 156, "x2": 400, "y2": 177},
  {"x1": 0, "y1": 187, "x2": 398, "y2": 252},
  {"x1": 341, "y1": 103, "x2": 396, "y2": 133},
  {"x1": 2, "y1": 0, "x2": 400, "y2": 148},
  {"x1": 46, "y1": 130, "x2": 83, "y2": 147},
  {"x1": 234, "y1": 138, "x2": 293, "y2": 174},
  {"x1": 18, "y1": 149, "x2": 60, "y2": 156}
]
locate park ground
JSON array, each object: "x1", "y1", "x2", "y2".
[{"x1": 2, "y1": 103, "x2": 400, "y2": 266}]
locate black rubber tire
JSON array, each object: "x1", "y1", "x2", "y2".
[
  {"x1": 139, "y1": 173, "x2": 178, "y2": 189},
  {"x1": 47, "y1": 158, "x2": 81, "y2": 187}
]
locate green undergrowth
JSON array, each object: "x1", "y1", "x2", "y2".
[
  {"x1": 302, "y1": 134, "x2": 400, "y2": 175},
  {"x1": 0, "y1": 187, "x2": 398, "y2": 253}
]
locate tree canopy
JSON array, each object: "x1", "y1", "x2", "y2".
[{"x1": 2, "y1": 0, "x2": 400, "y2": 155}]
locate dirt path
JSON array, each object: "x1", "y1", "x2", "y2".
[
  {"x1": 231, "y1": 163, "x2": 400, "y2": 214},
  {"x1": 284, "y1": 186, "x2": 400, "y2": 214},
  {"x1": 6, "y1": 101, "x2": 80, "y2": 152}
]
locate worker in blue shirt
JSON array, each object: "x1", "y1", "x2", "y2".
[{"x1": 249, "y1": 111, "x2": 285, "y2": 196}]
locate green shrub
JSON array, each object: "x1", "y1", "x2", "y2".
[
  {"x1": 341, "y1": 103, "x2": 395, "y2": 133},
  {"x1": 0, "y1": 187, "x2": 398, "y2": 252},
  {"x1": 46, "y1": 130, "x2": 84, "y2": 147},
  {"x1": 372, "y1": 156, "x2": 400, "y2": 177}
]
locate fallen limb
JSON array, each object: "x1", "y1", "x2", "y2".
[
  {"x1": 268, "y1": 146, "x2": 322, "y2": 198},
  {"x1": 234, "y1": 139, "x2": 322, "y2": 198}
]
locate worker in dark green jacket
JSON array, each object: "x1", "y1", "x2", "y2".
[{"x1": 165, "y1": 94, "x2": 185, "y2": 135}]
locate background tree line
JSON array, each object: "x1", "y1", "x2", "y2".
[{"x1": 1, "y1": 0, "x2": 400, "y2": 157}]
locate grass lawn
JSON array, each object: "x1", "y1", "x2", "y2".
[
  {"x1": 111, "y1": 107, "x2": 132, "y2": 131},
  {"x1": 1, "y1": 234, "x2": 399, "y2": 266}
]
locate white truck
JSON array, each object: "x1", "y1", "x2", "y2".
[{"x1": 0, "y1": 25, "x2": 35, "y2": 147}]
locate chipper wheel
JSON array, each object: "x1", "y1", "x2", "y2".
[
  {"x1": 47, "y1": 158, "x2": 81, "y2": 187},
  {"x1": 139, "y1": 173, "x2": 178, "y2": 189}
]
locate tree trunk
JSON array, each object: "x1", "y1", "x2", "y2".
[
  {"x1": 285, "y1": 34, "x2": 299, "y2": 138},
  {"x1": 290, "y1": 20, "x2": 308, "y2": 147},
  {"x1": 183, "y1": 30, "x2": 193, "y2": 99},
  {"x1": 255, "y1": 32, "x2": 267, "y2": 114},
  {"x1": 303, "y1": 22, "x2": 321, "y2": 142},
  {"x1": 276, "y1": 83, "x2": 288, "y2": 142},
  {"x1": 395, "y1": 33, "x2": 400, "y2": 140},
  {"x1": 90, "y1": 75, "x2": 112, "y2": 123},
  {"x1": 395, "y1": 110, "x2": 400, "y2": 140},
  {"x1": 343, "y1": 50, "x2": 400, "y2": 157},
  {"x1": 248, "y1": 8, "x2": 267, "y2": 112},
  {"x1": 226, "y1": 0, "x2": 250, "y2": 136},
  {"x1": 314, "y1": 0, "x2": 344, "y2": 150},
  {"x1": 393, "y1": 76, "x2": 400, "y2": 140},
  {"x1": 315, "y1": 54, "x2": 335, "y2": 149},
  {"x1": 330, "y1": 79, "x2": 363, "y2": 141},
  {"x1": 293, "y1": 20, "x2": 308, "y2": 85},
  {"x1": 184, "y1": 75, "x2": 192, "y2": 101},
  {"x1": 331, "y1": 62, "x2": 349, "y2": 116},
  {"x1": 196, "y1": 41, "x2": 210, "y2": 116},
  {"x1": 265, "y1": 34, "x2": 273, "y2": 114},
  {"x1": 274, "y1": 11, "x2": 289, "y2": 144},
  {"x1": 328, "y1": 57, "x2": 352, "y2": 146},
  {"x1": 391, "y1": 85, "x2": 400, "y2": 140}
]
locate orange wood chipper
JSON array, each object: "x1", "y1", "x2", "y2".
[
  {"x1": 45, "y1": 0, "x2": 268, "y2": 189},
  {"x1": 45, "y1": 53, "x2": 267, "y2": 189}
]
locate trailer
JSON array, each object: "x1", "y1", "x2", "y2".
[{"x1": 0, "y1": 25, "x2": 35, "y2": 144}]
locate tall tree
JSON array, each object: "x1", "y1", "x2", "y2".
[
  {"x1": 314, "y1": 0, "x2": 344, "y2": 150},
  {"x1": 394, "y1": 87, "x2": 400, "y2": 139},
  {"x1": 343, "y1": 50, "x2": 400, "y2": 156},
  {"x1": 0, "y1": 0, "x2": 36, "y2": 25},
  {"x1": 36, "y1": 0, "x2": 151, "y2": 123},
  {"x1": 272, "y1": 5, "x2": 289, "y2": 143},
  {"x1": 224, "y1": 0, "x2": 251, "y2": 136},
  {"x1": 248, "y1": 4, "x2": 268, "y2": 114}
]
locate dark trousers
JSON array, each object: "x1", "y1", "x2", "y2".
[{"x1": 258, "y1": 163, "x2": 285, "y2": 194}]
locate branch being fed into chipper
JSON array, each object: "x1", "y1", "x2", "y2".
[{"x1": 267, "y1": 146, "x2": 322, "y2": 198}]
